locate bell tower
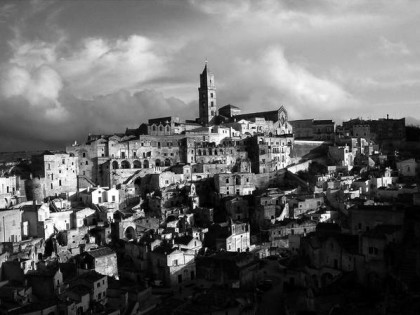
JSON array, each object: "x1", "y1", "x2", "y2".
[{"x1": 198, "y1": 61, "x2": 217, "y2": 126}]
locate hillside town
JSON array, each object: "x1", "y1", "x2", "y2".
[{"x1": 0, "y1": 63, "x2": 419, "y2": 315}]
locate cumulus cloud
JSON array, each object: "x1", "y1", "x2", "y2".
[
  {"x1": 379, "y1": 37, "x2": 411, "y2": 56},
  {"x1": 225, "y1": 47, "x2": 357, "y2": 119},
  {"x1": 1, "y1": 34, "x2": 166, "y2": 102},
  {"x1": 0, "y1": 64, "x2": 63, "y2": 106},
  {"x1": 58, "y1": 35, "x2": 165, "y2": 97},
  {"x1": 0, "y1": 29, "x2": 174, "y2": 151},
  {"x1": 359, "y1": 36, "x2": 411, "y2": 59}
]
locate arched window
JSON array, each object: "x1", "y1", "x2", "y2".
[
  {"x1": 155, "y1": 159, "x2": 161, "y2": 167},
  {"x1": 121, "y1": 160, "x2": 131, "y2": 169},
  {"x1": 133, "y1": 160, "x2": 141, "y2": 169},
  {"x1": 143, "y1": 160, "x2": 149, "y2": 168},
  {"x1": 112, "y1": 161, "x2": 119, "y2": 169}
]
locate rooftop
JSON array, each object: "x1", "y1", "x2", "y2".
[{"x1": 85, "y1": 247, "x2": 115, "y2": 258}]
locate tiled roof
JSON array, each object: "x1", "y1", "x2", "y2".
[{"x1": 85, "y1": 247, "x2": 115, "y2": 258}]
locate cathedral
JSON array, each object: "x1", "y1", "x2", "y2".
[{"x1": 146, "y1": 61, "x2": 293, "y2": 137}]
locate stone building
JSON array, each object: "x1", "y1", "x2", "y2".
[
  {"x1": 180, "y1": 137, "x2": 248, "y2": 166},
  {"x1": 70, "y1": 271, "x2": 109, "y2": 305},
  {"x1": 79, "y1": 186, "x2": 119, "y2": 209},
  {"x1": 301, "y1": 232, "x2": 361, "y2": 275},
  {"x1": 196, "y1": 252, "x2": 259, "y2": 289},
  {"x1": 223, "y1": 196, "x2": 249, "y2": 221},
  {"x1": 312, "y1": 120, "x2": 335, "y2": 141},
  {"x1": 0, "y1": 175, "x2": 23, "y2": 208},
  {"x1": 343, "y1": 116, "x2": 405, "y2": 142},
  {"x1": 289, "y1": 119, "x2": 335, "y2": 141},
  {"x1": 214, "y1": 173, "x2": 256, "y2": 197},
  {"x1": 149, "y1": 243, "x2": 196, "y2": 286},
  {"x1": 247, "y1": 133, "x2": 294, "y2": 174},
  {"x1": 26, "y1": 267, "x2": 63, "y2": 299},
  {"x1": 289, "y1": 119, "x2": 314, "y2": 139},
  {"x1": 31, "y1": 151, "x2": 78, "y2": 199},
  {"x1": 0, "y1": 208, "x2": 22, "y2": 242},
  {"x1": 216, "y1": 221, "x2": 251, "y2": 253},
  {"x1": 349, "y1": 205, "x2": 405, "y2": 235},
  {"x1": 147, "y1": 116, "x2": 183, "y2": 136},
  {"x1": 396, "y1": 158, "x2": 419, "y2": 177},
  {"x1": 78, "y1": 247, "x2": 118, "y2": 279},
  {"x1": 218, "y1": 104, "x2": 241, "y2": 118},
  {"x1": 328, "y1": 145, "x2": 354, "y2": 167}
]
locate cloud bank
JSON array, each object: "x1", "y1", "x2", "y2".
[{"x1": 0, "y1": 0, "x2": 419, "y2": 151}]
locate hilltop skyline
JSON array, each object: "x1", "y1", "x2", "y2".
[{"x1": 1, "y1": 0, "x2": 420, "y2": 151}]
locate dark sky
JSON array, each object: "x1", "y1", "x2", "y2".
[{"x1": 1, "y1": 0, "x2": 420, "y2": 151}]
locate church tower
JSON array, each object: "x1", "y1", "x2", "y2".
[{"x1": 198, "y1": 61, "x2": 217, "y2": 126}]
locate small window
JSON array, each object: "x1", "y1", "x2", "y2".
[
  {"x1": 85, "y1": 161, "x2": 88, "y2": 165},
  {"x1": 82, "y1": 153, "x2": 86, "y2": 158}
]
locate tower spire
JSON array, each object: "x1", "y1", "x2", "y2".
[{"x1": 198, "y1": 61, "x2": 217, "y2": 126}]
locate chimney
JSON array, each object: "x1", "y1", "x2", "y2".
[{"x1": 387, "y1": 114, "x2": 389, "y2": 120}]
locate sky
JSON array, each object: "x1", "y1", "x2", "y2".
[{"x1": 1, "y1": 0, "x2": 420, "y2": 151}]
